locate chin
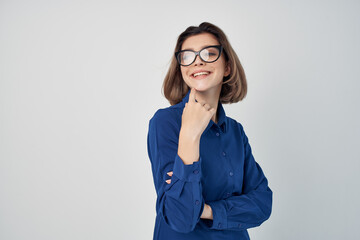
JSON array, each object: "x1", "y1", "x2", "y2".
[
  {"x1": 186, "y1": 78, "x2": 220, "y2": 92},
  {"x1": 190, "y1": 85, "x2": 208, "y2": 92},
  {"x1": 195, "y1": 88, "x2": 208, "y2": 92},
  {"x1": 194, "y1": 83, "x2": 219, "y2": 93}
]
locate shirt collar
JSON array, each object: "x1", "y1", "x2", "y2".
[{"x1": 180, "y1": 89, "x2": 227, "y2": 134}]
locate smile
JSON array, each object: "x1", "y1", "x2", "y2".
[{"x1": 192, "y1": 71, "x2": 211, "y2": 78}]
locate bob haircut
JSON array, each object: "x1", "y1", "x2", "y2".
[{"x1": 163, "y1": 22, "x2": 247, "y2": 106}]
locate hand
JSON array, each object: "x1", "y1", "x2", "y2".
[
  {"x1": 166, "y1": 171, "x2": 213, "y2": 220},
  {"x1": 200, "y1": 204, "x2": 213, "y2": 220},
  {"x1": 180, "y1": 88, "x2": 216, "y2": 139},
  {"x1": 165, "y1": 171, "x2": 173, "y2": 184}
]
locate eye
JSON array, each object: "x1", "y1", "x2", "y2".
[{"x1": 182, "y1": 52, "x2": 192, "y2": 60}]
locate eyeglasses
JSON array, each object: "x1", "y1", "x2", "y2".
[{"x1": 175, "y1": 45, "x2": 223, "y2": 66}]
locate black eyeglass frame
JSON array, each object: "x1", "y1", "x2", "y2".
[{"x1": 175, "y1": 45, "x2": 223, "y2": 66}]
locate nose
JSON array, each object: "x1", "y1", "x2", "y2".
[{"x1": 193, "y1": 54, "x2": 205, "y2": 66}]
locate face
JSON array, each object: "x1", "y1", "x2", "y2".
[{"x1": 180, "y1": 33, "x2": 230, "y2": 93}]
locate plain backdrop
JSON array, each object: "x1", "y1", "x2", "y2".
[{"x1": 1, "y1": 0, "x2": 359, "y2": 239}]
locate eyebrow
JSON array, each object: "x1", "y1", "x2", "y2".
[{"x1": 181, "y1": 45, "x2": 215, "y2": 51}]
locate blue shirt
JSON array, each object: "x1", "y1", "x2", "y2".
[{"x1": 147, "y1": 89, "x2": 272, "y2": 240}]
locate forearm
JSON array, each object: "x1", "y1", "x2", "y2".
[
  {"x1": 178, "y1": 128, "x2": 201, "y2": 165},
  {"x1": 178, "y1": 128, "x2": 212, "y2": 219}
]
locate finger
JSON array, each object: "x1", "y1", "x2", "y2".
[
  {"x1": 198, "y1": 100, "x2": 206, "y2": 106},
  {"x1": 167, "y1": 171, "x2": 173, "y2": 177},
  {"x1": 165, "y1": 179, "x2": 171, "y2": 184},
  {"x1": 189, "y1": 87, "x2": 196, "y2": 103},
  {"x1": 203, "y1": 103, "x2": 211, "y2": 111}
]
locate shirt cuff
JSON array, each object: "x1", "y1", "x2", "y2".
[
  {"x1": 172, "y1": 153, "x2": 202, "y2": 182},
  {"x1": 207, "y1": 200, "x2": 228, "y2": 230}
]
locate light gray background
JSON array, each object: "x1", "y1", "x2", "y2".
[{"x1": 1, "y1": 0, "x2": 359, "y2": 239}]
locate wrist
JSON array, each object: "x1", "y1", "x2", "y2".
[
  {"x1": 178, "y1": 129, "x2": 200, "y2": 165},
  {"x1": 179, "y1": 127, "x2": 201, "y2": 142}
]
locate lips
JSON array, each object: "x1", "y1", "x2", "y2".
[{"x1": 191, "y1": 70, "x2": 211, "y2": 78}]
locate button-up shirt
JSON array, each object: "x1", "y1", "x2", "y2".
[{"x1": 147, "y1": 89, "x2": 272, "y2": 239}]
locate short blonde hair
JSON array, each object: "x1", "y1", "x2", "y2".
[{"x1": 163, "y1": 22, "x2": 247, "y2": 106}]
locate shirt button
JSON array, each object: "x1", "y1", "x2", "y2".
[
  {"x1": 218, "y1": 223, "x2": 222, "y2": 228},
  {"x1": 195, "y1": 200, "x2": 200, "y2": 205},
  {"x1": 229, "y1": 171, "x2": 233, "y2": 176},
  {"x1": 222, "y1": 151, "x2": 226, "y2": 156},
  {"x1": 193, "y1": 169, "x2": 199, "y2": 174},
  {"x1": 216, "y1": 132, "x2": 220, "y2": 136}
]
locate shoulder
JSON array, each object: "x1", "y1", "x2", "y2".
[
  {"x1": 226, "y1": 116, "x2": 245, "y2": 132},
  {"x1": 148, "y1": 105, "x2": 183, "y2": 132},
  {"x1": 149, "y1": 106, "x2": 181, "y2": 124},
  {"x1": 225, "y1": 116, "x2": 248, "y2": 143}
]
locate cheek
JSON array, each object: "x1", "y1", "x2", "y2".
[
  {"x1": 217, "y1": 57, "x2": 227, "y2": 70},
  {"x1": 180, "y1": 67, "x2": 186, "y2": 78},
  {"x1": 181, "y1": 69, "x2": 191, "y2": 81},
  {"x1": 181, "y1": 72, "x2": 187, "y2": 81},
  {"x1": 213, "y1": 63, "x2": 225, "y2": 75},
  {"x1": 217, "y1": 61, "x2": 226, "y2": 74}
]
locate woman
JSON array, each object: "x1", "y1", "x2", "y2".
[{"x1": 147, "y1": 22, "x2": 272, "y2": 240}]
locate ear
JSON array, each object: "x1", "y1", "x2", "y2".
[{"x1": 224, "y1": 62, "x2": 231, "y2": 77}]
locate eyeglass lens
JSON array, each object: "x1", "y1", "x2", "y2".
[{"x1": 179, "y1": 47, "x2": 220, "y2": 66}]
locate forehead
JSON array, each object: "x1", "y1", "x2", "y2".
[{"x1": 181, "y1": 33, "x2": 219, "y2": 51}]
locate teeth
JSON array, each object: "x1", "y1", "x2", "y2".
[{"x1": 193, "y1": 72, "x2": 209, "y2": 77}]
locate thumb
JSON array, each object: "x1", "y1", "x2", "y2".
[{"x1": 189, "y1": 87, "x2": 196, "y2": 103}]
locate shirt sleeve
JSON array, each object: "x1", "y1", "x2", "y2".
[
  {"x1": 205, "y1": 123, "x2": 273, "y2": 231},
  {"x1": 147, "y1": 109, "x2": 205, "y2": 233}
]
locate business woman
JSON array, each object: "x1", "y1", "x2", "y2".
[{"x1": 147, "y1": 22, "x2": 272, "y2": 240}]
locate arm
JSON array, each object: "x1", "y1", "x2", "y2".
[
  {"x1": 147, "y1": 109, "x2": 205, "y2": 233},
  {"x1": 203, "y1": 123, "x2": 273, "y2": 231}
]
